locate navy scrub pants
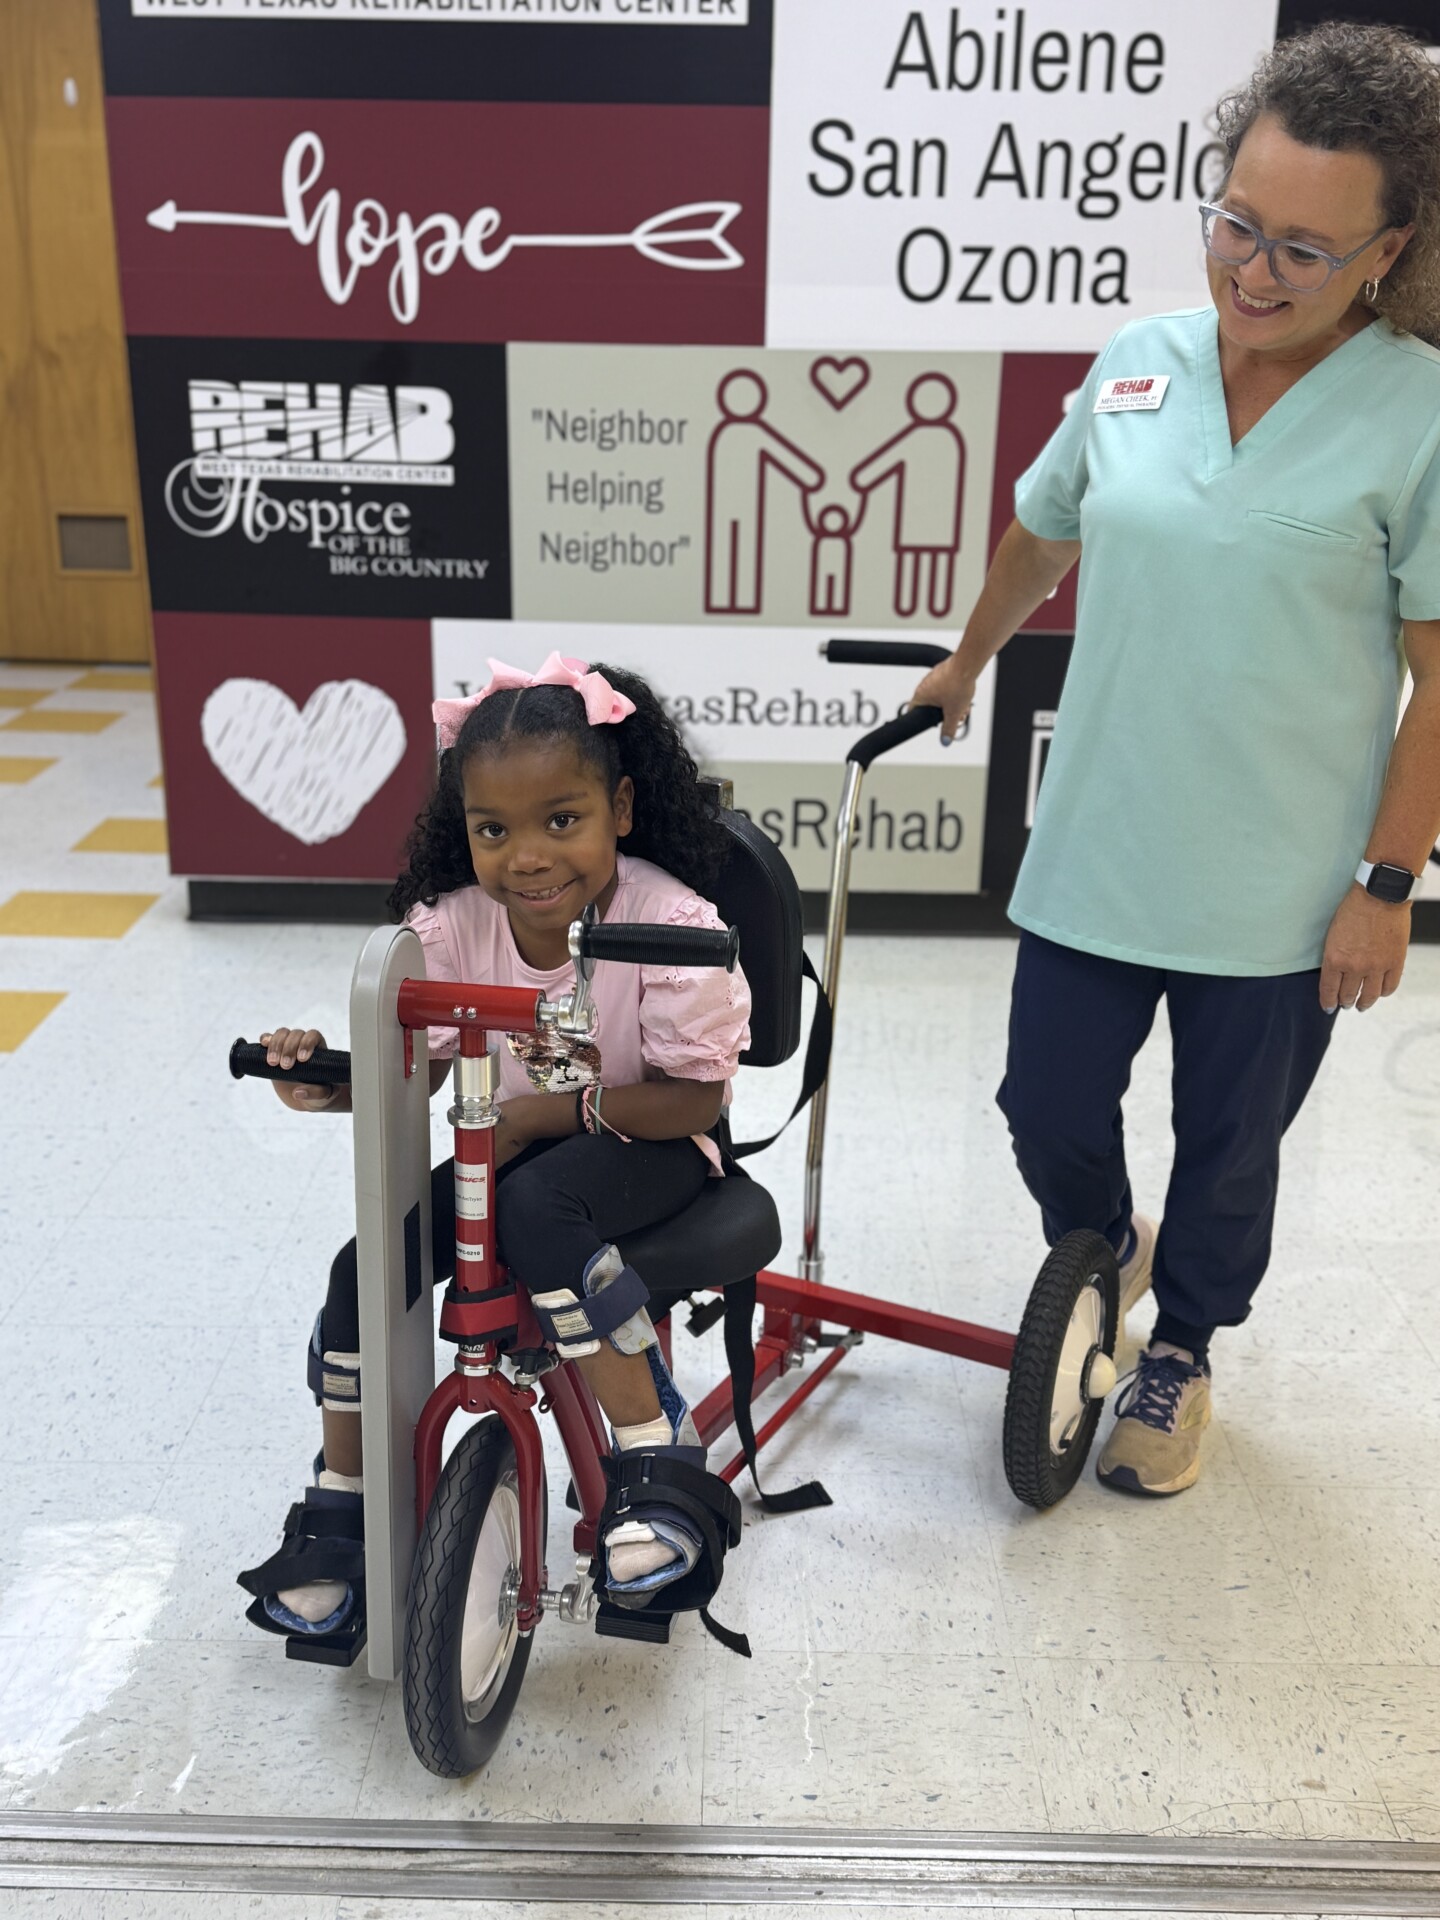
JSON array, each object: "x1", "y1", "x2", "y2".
[{"x1": 997, "y1": 930, "x2": 1336, "y2": 1349}]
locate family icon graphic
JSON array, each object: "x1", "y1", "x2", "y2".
[{"x1": 704, "y1": 363, "x2": 966, "y2": 621}]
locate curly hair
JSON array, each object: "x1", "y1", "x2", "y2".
[
  {"x1": 388, "y1": 663, "x2": 731, "y2": 918},
  {"x1": 1215, "y1": 22, "x2": 1440, "y2": 347}
]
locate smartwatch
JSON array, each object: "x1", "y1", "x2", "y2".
[{"x1": 1356, "y1": 858, "x2": 1419, "y2": 904}]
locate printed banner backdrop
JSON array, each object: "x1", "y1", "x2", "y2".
[
  {"x1": 436, "y1": 617, "x2": 995, "y2": 891},
  {"x1": 101, "y1": 0, "x2": 1400, "y2": 900},
  {"x1": 131, "y1": 338, "x2": 511, "y2": 619},
  {"x1": 154, "y1": 612, "x2": 435, "y2": 878},
  {"x1": 507, "y1": 346, "x2": 1001, "y2": 629},
  {"x1": 766, "y1": 0, "x2": 1280, "y2": 352}
]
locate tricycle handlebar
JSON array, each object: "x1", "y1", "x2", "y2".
[
  {"x1": 574, "y1": 919, "x2": 740, "y2": 973},
  {"x1": 229, "y1": 1039, "x2": 354, "y2": 1086}
]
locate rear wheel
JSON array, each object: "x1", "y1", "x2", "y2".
[
  {"x1": 403, "y1": 1418, "x2": 545, "y2": 1777},
  {"x1": 1003, "y1": 1230, "x2": 1119, "y2": 1511}
]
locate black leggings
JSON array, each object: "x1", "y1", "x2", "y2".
[{"x1": 323, "y1": 1133, "x2": 711, "y2": 1351}]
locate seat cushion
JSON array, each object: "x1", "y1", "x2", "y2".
[{"x1": 618, "y1": 1175, "x2": 781, "y2": 1305}]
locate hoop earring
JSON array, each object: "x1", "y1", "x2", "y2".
[{"x1": 1362, "y1": 278, "x2": 1380, "y2": 304}]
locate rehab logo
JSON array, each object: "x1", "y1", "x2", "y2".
[{"x1": 131, "y1": 340, "x2": 512, "y2": 619}]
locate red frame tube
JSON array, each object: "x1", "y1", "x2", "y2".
[
  {"x1": 398, "y1": 978, "x2": 543, "y2": 1036},
  {"x1": 756, "y1": 1270, "x2": 1015, "y2": 1370}
]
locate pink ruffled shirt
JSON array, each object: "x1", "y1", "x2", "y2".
[{"x1": 407, "y1": 852, "x2": 751, "y2": 1175}]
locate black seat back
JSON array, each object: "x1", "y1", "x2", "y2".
[{"x1": 707, "y1": 808, "x2": 804, "y2": 1070}]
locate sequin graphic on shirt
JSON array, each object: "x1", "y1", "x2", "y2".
[{"x1": 507, "y1": 1027, "x2": 602, "y2": 1095}]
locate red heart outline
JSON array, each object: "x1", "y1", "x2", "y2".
[{"x1": 810, "y1": 356, "x2": 871, "y2": 411}]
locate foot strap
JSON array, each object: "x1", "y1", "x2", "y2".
[
  {"x1": 594, "y1": 1449, "x2": 751, "y2": 1658},
  {"x1": 238, "y1": 1485, "x2": 365, "y2": 1610}
]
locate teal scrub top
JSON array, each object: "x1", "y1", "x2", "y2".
[{"x1": 1010, "y1": 306, "x2": 1440, "y2": 976}]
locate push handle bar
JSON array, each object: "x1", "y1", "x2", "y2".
[
  {"x1": 229, "y1": 1039, "x2": 353, "y2": 1086},
  {"x1": 574, "y1": 920, "x2": 740, "y2": 972},
  {"x1": 845, "y1": 702, "x2": 943, "y2": 770},
  {"x1": 819, "y1": 637, "x2": 949, "y2": 768},
  {"x1": 821, "y1": 638, "x2": 950, "y2": 670}
]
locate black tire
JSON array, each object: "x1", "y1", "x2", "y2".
[
  {"x1": 1003, "y1": 1229, "x2": 1119, "y2": 1511},
  {"x1": 403, "y1": 1418, "x2": 546, "y2": 1778}
]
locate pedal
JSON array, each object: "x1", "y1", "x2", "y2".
[
  {"x1": 686, "y1": 1296, "x2": 726, "y2": 1337},
  {"x1": 284, "y1": 1612, "x2": 368, "y2": 1668},
  {"x1": 594, "y1": 1601, "x2": 672, "y2": 1645}
]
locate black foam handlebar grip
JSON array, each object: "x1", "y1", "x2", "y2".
[
  {"x1": 822, "y1": 639, "x2": 950, "y2": 670},
  {"x1": 847, "y1": 703, "x2": 944, "y2": 770},
  {"x1": 229, "y1": 1039, "x2": 354, "y2": 1086},
  {"x1": 575, "y1": 921, "x2": 740, "y2": 973}
]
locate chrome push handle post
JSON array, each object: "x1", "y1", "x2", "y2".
[{"x1": 802, "y1": 640, "x2": 948, "y2": 1282}]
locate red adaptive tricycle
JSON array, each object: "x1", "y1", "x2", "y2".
[{"x1": 232, "y1": 639, "x2": 1120, "y2": 1777}]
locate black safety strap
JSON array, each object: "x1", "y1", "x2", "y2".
[
  {"x1": 722, "y1": 1270, "x2": 832, "y2": 1517},
  {"x1": 721, "y1": 952, "x2": 834, "y2": 1513},
  {"x1": 729, "y1": 954, "x2": 832, "y2": 1161}
]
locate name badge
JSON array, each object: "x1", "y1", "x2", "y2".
[{"x1": 1094, "y1": 375, "x2": 1170, "y2": 414}]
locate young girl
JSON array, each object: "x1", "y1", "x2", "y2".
[{"x1": 239, "y1": 653, "x2": 751, "y2": 1645}]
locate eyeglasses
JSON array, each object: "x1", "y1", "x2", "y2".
[{"x1": 1198, "y1": 202, "x2": 1390, "y2": 294}]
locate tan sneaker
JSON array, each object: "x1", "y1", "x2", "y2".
[
  {"x1": 1118, "y1": 1212, "x2": 1158, "y2": 1317},
  {"x1": 1096, "y1": 1342, "x2": 1211, "y2": 1496}
]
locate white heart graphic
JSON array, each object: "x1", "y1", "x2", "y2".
[{"x1": 201, "y1": 677, "x2": 407, "y2": 846}]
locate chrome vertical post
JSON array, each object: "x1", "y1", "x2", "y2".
[{"x1": 801, "y1": 757, "x2": 864, "y2": 1283}]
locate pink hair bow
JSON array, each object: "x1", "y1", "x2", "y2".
[{"x1": 432, "y1": 651, "x2": 636, "y2": 750}]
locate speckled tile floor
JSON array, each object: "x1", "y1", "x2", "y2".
[{"x1": 2, "y1": 670, "x2": 1439, "y2": 1880}]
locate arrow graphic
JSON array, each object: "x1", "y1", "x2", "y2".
[
  {"x1": 143, "y1": 136, "x2": 746, "y2": 324},
  {"x1": 148, "y1": 195, "x2": 743, "y2": 268},
  {"x1": 148, "y1": 201, "x2": 291, "y2": 234}
]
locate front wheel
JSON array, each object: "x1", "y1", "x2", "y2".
[
  {"x1": 1003, "y1": 1230, "x2": 1119, "y2": 1511},
  {"x1": 403, "y1": 1417, "x2": 545, "y2": 1777}
]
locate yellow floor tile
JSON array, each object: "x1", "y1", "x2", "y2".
[
  {"x1": 69, "y1": 668, "x2": 155, "y2": 693},
  {"x1": 0, "y1": 891, "x2": 158, "y2": 938},
  {"x1": 0, "y1": 757, "x2": 56, "y2": 784},
  {"x1": 0, "y1": 687, "x2": 49, "y2": 709},
  {"x1": 72, "y1": 817, "x2": 169, "y2": 855},
  {"x1": 0, "y1": 709, "x2": 122, "y2": 735},
  {"x1": 0, "y1": 990, "x2": 66, "y2": 1051}
]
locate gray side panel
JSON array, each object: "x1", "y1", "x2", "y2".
[{"x1": 350, "y1": 925, "x2": 435, "y2": 1684}]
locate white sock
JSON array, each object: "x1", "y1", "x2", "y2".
[
  {"x1": 607, "y1": 1413, "x2": 682, "y2": 1582},
  {"x1": 613, "y1": 1413, "x2": 672, "y2": 1452}
]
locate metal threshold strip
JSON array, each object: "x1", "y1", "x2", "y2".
[{"x1": 3, "y1": 1813, "x2": 1439, "y2": 1913}]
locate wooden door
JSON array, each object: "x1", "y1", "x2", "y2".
[{"x1": 0, "y1": 0, "x2": 151, "y2": 663}]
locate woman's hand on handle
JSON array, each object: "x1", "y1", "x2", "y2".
[
  {"x1": 912, "y1": 657, "x2": 980, "y2": 746},
  {"x1": 261, "y1": 1027, "x2": 348, "y2": 1111}
]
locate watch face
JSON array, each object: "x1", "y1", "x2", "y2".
[{"x1": 1367, "y1": 863, "x2": 1415, "y2": 903}]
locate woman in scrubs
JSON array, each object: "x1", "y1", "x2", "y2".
[{"x1": 915, "y1": 23, "x2": 1440, "y2": 1496}]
